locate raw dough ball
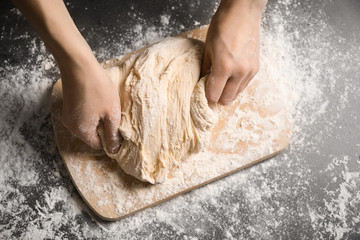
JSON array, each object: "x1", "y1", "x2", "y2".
[{"x1": 99, "y1": 37, "x2": 217, "y2": 184}]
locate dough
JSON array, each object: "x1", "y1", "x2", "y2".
[{"x1": 99, "y1": 37, "x2": 217, "y2": 184}]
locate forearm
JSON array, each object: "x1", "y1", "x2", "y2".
[
  {"x1": 208, "y1": 0, "x2": 267, "y2": 51},
  {"x1": 11, "y1": 0, "x2": 97, "y2": 75},
  {"x1": 216, "y1": 0, "x2": 267, "y2": 26},
  {"x1": 219, "y1": 0, "x2": 267, "y2": 14}
]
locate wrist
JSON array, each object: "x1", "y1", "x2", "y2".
[
  {"x1": 44, "y1": 25, "x2": 100, "y2": 82},
  {"x1": 210, "y1": 0, "x2": 266, "y2": 37},
  {"x1": 55, "y1": 39, "x2": 101, "y2": 87},
  {"x1": 44, "y1": 28, "x2": 96, "y2": 72},
  {"x1": 54, "y1": 42, "x2": 97, "y2": 74},
  {"x1": 218, "y1": 0, "x2": 267, "y2": 22}
]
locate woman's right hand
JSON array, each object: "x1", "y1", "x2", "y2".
[
  {"x1": 12, "y1": 0, "x2": 122, "y2": 152},
  {"x1": 60, "y1": 59, "x2": 122, "y2": 154}
]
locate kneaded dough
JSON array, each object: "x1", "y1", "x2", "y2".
[{"x1": 99, "y1": 37, "x2": 217, "y2": 184}]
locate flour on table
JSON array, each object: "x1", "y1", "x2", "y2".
[{"x1": 99, "y1": 37, "x2": 217, "y2": 184}]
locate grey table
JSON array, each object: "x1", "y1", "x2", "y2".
[{"x1": 1, "y1": 0, "x2": 360, "y2": 239}]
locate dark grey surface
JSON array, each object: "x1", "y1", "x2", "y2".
[{"x1": 1, "y1": 0, "x2": 360, "y2": 239}]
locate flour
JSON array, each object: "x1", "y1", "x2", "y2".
[
  {"x1": 1, "y1": 0, "x2": 360, "y2": 239},
  {"x1": 160, "y1": 15, "x2": 170, "y2": 26}
]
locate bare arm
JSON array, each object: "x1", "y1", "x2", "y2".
[
  {"x1": 203, "y1": 0, "x2": 268, "y2": 105},
  {"x1": 12, "y1": 0, "x2": 94, "y2": 71},
  {"x1": 12, "y1": 0, "x2": 122, "y2": 153}
]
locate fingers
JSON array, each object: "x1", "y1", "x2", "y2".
[
  {"x1": 201, "y1": 48, "x2": 211, "y2": 77},
  {"x1": 203, "y1": 47, "x2": 230, "y2": 106},
  {"x1": 233, "y1": 58, "x2": 259, "y2": 100},
  {"x1": 205, "y1": 73, "x2": 228, "y2": 105},
  {"x1": 103, "y1": 109, "x2": 122, "y2": 154},
  {"x1": 63, "y1": 117, "x2": 103, "y2": 150},
  {"x1": 77, "y1": 126, "x2": 103, "y2": 150},
  {"x1": 63, "y1": 110, "x2": 122, "y2": 154},
  {"x1": 218, "y1": 76, "x2": 242, "y2": 105},
  {"x1": 233, "y1": 72, "x2": 252, "y2": 101},
  {"x1": 207, "y1": 59, "x2": 259, "y2": 105},
  {"x1": 205, "y1": 58, "x2": 232, "y2": 105},
  {"x1": 207, "y1": 58, "x2": 252, "y2": 106}
]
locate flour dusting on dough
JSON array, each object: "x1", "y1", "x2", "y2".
[{"x1": 99, "y1": 37, "x2": 217, "y2": 184}]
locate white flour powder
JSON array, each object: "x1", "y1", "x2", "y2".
[{"x1": 1, "y1": 0, "x2": 360, "y2": 239}]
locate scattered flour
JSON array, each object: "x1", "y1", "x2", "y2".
[
  {"x1": 160, "y1": 15, "x2": 170, "y2": 26},
  {"x1": 1, "y1": 0, "x2": 360, "y2": 239}
]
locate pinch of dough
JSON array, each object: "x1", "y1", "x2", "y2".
[{"x1": 99, "y1": 37, "x2": 217, "y2": 184}]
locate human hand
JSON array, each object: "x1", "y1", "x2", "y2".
[
  {"x1": 202, "y1": 0, "x2": 267, "y2": 105},
  {"x1": 60, "y1": 59, "x2": 122, "y2": 153},
  {"x1": 11, "y1": 0, "x2": 122, "y2": 152}
]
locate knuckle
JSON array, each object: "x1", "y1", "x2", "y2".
[
  {"x1": 75, "y1": 126, "x2": 87, "y2": 136},
  {"x1": 212, "y1": 57, "x2": 231, "y2": 74},
  {"x1": 237, "y1": 61, "x2": 251, "y2": 75},
  {"x1": 61, "y1": 114, "x2": 102, "y2": 149},
  {"x1": 110, "y1": 110, "x2": 122, "y2": 122},
  {"x1": 107, "y1": 102, "x2": 121, "y2": 117},
  {"x1": 219, "y1": 59, "x2": 233, "y2": 74}
]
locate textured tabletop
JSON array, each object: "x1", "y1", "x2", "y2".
[{"x1": 1, "y1": 0, "x2": 360, "y2": 239}]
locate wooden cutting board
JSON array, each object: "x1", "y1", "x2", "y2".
[{"x1": 51, "y1": 26, "x2": 291, "y2": 221}]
